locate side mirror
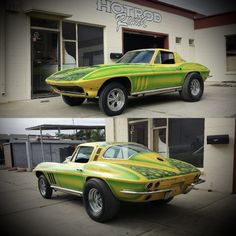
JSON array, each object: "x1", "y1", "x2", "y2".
[{"x1": 63, "y1": 156, "x2": 72, "y2": 163}]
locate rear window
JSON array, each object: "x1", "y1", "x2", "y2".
[{"x1": 103, "y1": 144, "x2": 151, "y2": 160}]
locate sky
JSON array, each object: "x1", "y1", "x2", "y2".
[
  {"x1": 0, "y1": 118, "x2": 105, "y2": 135},
  {"x1": 160, "y1": 0, "x2": 236, "y2": 15}
]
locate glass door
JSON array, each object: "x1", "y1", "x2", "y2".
[{"x1": 31, "y1": 29, "x2": 60, "y2": 98}]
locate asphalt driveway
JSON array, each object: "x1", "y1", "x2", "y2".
[
  {"x1": 0, "y1": 170, "x2": 235, "y2": 236},
  {"x1": 0, "y1": 83, "x2": 235, "y2": 118}
]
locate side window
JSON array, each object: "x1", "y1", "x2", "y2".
[
  {"x1": 104, "y1": 146, "x2": 122, "y2": 159},
  {"x1": 74, "y1": 146, "x2": 94, "y2": 163},
  {"x1": 103, "y1": 145, "x2": 138, "y2": 159},
  {"x1": 155, "y1": 51, "x2": 175, "y2": 64}
]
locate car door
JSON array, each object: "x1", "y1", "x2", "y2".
[
  {"x1": 151, "y1": 51, "x2": 183, "y2": 89},
  {"x1": 55, "y1": 146, "x2": 95, "y2": 191}
]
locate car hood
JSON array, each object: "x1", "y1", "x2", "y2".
[
  {"x1": 45, "y1": 66, "x2": 98, "y2": 82},
  {"x1": 45, "y1": 63, "x2": 150, "y2": 83}
]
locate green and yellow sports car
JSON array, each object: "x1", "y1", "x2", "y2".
[
  {"x1": 33, "y1": 142, "x2": 205, "y2": 222},
  {"x1": 46, "y1": 48, "x2": 209, "y2": 116}
]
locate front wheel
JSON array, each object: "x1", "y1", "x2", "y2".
[
  {"x1": 62, "y1": 95, "x2": 85, "y2": 106},
  {"x1": 83, "y1": 178, "x2": 120, "y2": 222},
  {"x1": 38, "y1": 175, "x2": 53, "y2": 199},
  {"x1": 99, "y1": 83, "x2": 127, "y2": 116},
  {"x1": 180, "y1": 73, "x2": 204, "y2": 102}
]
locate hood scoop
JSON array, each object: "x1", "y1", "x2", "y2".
[{"x1": 156, "y1": 157, "x2": 164, "y2": 161}]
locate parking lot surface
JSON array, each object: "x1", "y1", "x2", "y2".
[
  {"x1": 0, "y1": 170, "x2": 235, "y2": 236},
  {"x1": 0, "y1": 84, "x2": 235, "y2": 118}
]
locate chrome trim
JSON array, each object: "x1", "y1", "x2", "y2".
[
  {"x1": 51, "y1": 185, "x2": 83, "y2": 196},
  {"x1": 120, "y1": 188, "x2": 174, "y2": 195},
  {"x1": 191, "y1": 178, "x2": 205, "y2": 186},
  {"x1": 131, "y1": 86, "x2": 182, "y2": 96},
  {"x1": 53, "y1": 87, "x2": 86, "y2": 96}
]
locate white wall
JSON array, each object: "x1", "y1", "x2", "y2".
[
  {"x1": 202, "y1": 118, "x2": 235, "y2": 193},
  {"x1": 106, "y1": 118, "x2": 128, "y2": 142},
  {"x1": 195, "y1": 24, "x2": 236, "y2": 82},
  {"x1": 2, "y1": 0, "x2": 196, "y2": 102},
  {"x1": 1, "y1": 11, "x2": 31, "y2": 103}
]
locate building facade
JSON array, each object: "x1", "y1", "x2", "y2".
[
  {"x1": 106, "y1": 118, "x2": 236, "y2": 194},
  {"x1": 1, "y1": 0, "x2": 236, "y2": 103}
]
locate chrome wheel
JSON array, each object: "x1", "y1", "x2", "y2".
[
  {"x1": 39, "y1": 178, "x2": 47, "y2": 196},
  {"x1": 190, "y1": 79, "x2": 200, "y2": 96},
  {"x1": 88, "y1": 188, "x2": 103, "y2": 214},
  {"x1": 107, "y1": 88, "x2": 125, "y2": 112}
]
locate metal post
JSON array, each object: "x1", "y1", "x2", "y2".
[
  {"x1": 26, "y1": 135, "x2": 32, "y2": 171},
  {"x1": 40, "y1": 127, "x2": 45, "y2": 162}
]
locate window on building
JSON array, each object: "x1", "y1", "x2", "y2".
[
  {"x1": 226, "y1": 35, "x2": 236, "y2": 71},
  {"x1": 128, "y1": 119, "x2": 148, "y2": 147},
  {"x1": 176, "y1": 37, "x2": 182, "y2": 44},
  {"x1": 153, "y1": 118, "x2": 167, "y2": 156},
  {"x1": 62, "y1": 22, "x2": 77, "y2": 69},
  {"x1": 78, "y1": 25, "x2": 104, "y2": 66},
  {"x1": 168, "y1": 118, "x2": 204, "y2": 168},
  {"x1": 189, "y1": 39, "x2": 195, "y2": 47},
  {"x1": 31, "y1": 18, "x2": 59, "y2": 29}
]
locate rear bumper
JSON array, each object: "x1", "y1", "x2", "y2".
[
  {"x1": 120, "y1": 188, "x2": 174, "y2": 195},
  {"x1": 119, "y1": 178, "x2": 205, "y2": 202}
]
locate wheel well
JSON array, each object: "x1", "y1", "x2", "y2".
[
  {"x1": 186, "y1": 71, "x2": 201, "y2": 79},
  {"x1": 185, "y1": 72, "x2": 203, "y2": 83},
  {"x1": 98, "y1": 77, "x2": 131, "y2": 96},
  {"x1": 35, "y1": 171, "x2": 44, "y2": 178},
  {"x1": 85, "y1": 177, "x2": 114, "y2": 192}
]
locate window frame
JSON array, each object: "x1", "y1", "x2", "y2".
[
  {"x1": 73, "y1": 146, "x2": 94, "y2": 163},
  {"x1": 154, "y1": 51, "x2": 175, "y2": 64},
  {"x1": 225, "y1": 34, "x2": 236, "y2": 72}
]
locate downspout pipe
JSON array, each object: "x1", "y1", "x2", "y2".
[{"x1": 0, "y1": 1, "x2": 6, "y2": 96}]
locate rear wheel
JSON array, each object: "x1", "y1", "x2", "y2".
[
  {"x1": 62, "y1": 95, "x2": 85, "y2": 106},
  {"x1": 38, "y1": 175, "x2": 53, "y2": 199},
  {"x1": 99, "y1": 83, "x2": 127, "y2": 116},
  {"x1": 180, "y1": 73, "x2": 204, "y2": 102},
  {"x1": 83, "y1": 178, "x2": 120, "y2": 222}
]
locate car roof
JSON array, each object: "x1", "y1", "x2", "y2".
[
  {"x1": 130, "y1": 48, "x2": 172, "y2": 53},
  {"x1": 79, "y1": 142, "x2": 146, "y2": 148}
]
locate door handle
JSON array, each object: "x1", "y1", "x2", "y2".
[{"x1": 76, "y1": 168, "x2": 83, "y2": 172}]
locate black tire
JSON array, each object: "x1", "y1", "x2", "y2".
[
  {"x1": 180, "y1": 73, "x2": 204, "y2": 102},
  {"x1": 62, "y1": 95, "x2": 85, "y2": 106},
  {"x1": 83, "y1": 178, "x2": 120, "y2": 222},
  {"x1": 38, "y1": 175, "x2": 53, "y2": 199},
  {"x1": 99, "y1": 82, "x2": 127, "y2": 116}
]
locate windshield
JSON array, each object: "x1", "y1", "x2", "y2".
[
  {"x1": 117, "y1": 50, "x2": 155, "y2": 64},
  {"x1": 103, "y1": 144, "x2": 152, "y2": 160}
]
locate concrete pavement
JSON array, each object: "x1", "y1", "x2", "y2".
[
  {"x1": 0, "y1": 84, "x2": 235, "y2": 118},
  {"x1": 0, "y1": 170, "x2": 235, "y2": 236}
]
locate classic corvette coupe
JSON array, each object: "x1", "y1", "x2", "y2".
[
  {"x1": 34, "y1": 142, "x2": 205, "y2": 222},
  {"x1": 46, "y1": 48, "x2": 209, "y2": 116}
]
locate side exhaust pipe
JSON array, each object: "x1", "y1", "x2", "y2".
[{"x1": 184, "y1": 178, "x2": 205, "y2": 194}]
